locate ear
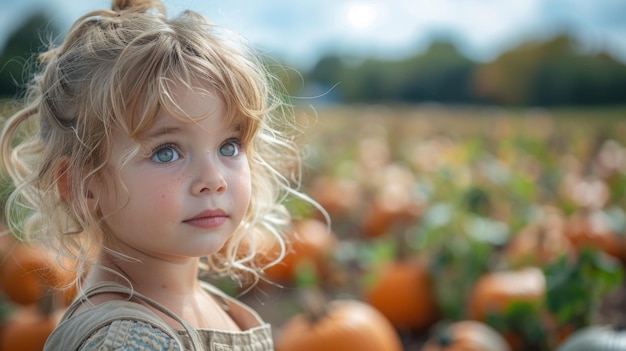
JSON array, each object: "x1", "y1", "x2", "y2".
[{"x1": 56, "y1": 159, "x2": 98, "y2": 212}]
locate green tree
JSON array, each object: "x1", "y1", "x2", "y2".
[
  {"x1": 0, "y1": 12, "x2": 60, "y2": 98},
  {"x1": 308, "y1": 41, "x2": 478, "y2": 104},
  {"x1": 472, "y1": 35, "x2": 626, "y2": 106},
  {"x1": 304, "y1": 34, "x2": 626, "y2": 106},
  {"x1": 392, "y1": 41, "x2": 477, "y2": 103}
]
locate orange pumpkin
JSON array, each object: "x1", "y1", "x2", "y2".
[
  {"x1": 263, "y1": 218, "x2": 337, "y2": 285},
  {"x1": 566, "y1": 208, "x2": 626, "y2": 263},
  {"x1": 0, "y1": 243, "x2": 76, "y2": 306},
  {"x1": 364, "y1": 259, "x2": 439, "y2": 330},
  {"x1": 0, "y1": 305, "x2": 60, "y2": 351},
  {"x1": 421, "y1": 320, "x2": 511, "y2": 351},
  {"x1": 467, "y1": 268, "x2": 547, "y2": 351},
  {"x1": 276, "y1": 296, "x2": 403, "y2": 351},
  {"x1": 467, "y1": 267, "x2": 545, "y2": 321}
]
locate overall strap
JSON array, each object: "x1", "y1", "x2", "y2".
[
  {"x1": 47, "y1": 300, "x2": 183, "y2": 351},
  {"x1": 62, "y1": 281, "x2": 204, "y2": 351}
]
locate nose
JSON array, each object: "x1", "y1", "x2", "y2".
[{"x1": 191, "y1": 157, "x2": 227, "y2": 195}]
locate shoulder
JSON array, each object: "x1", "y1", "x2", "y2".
[
  {"x1": 45, "y1": 301, "x2": 182, "y2": 351},
  {"x1": 79, "y1": 319, "x2": 180, "y2": 351}
]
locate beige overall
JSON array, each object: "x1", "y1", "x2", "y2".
[{"x1": 44, "y1": 281, "x2": 274, "y2": 351}]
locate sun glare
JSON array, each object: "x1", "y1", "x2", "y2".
[{"x1": 346, "y1": 3, "x2": 378, "y2": 30}]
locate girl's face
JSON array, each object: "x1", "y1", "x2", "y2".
[{"x1": 92, "y1": 84, "x2": 252, "y2": 262}]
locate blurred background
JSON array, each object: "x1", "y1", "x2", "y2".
[{"x1": 1, "y1": 1, "x2": 626, "y2": 351}]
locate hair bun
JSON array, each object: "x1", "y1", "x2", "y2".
[{"x1": 111, "y1": 0, "x2": 165, "y2": 15}]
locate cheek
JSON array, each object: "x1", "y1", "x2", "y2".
[
  {"x1": 146, "y1": 180, "x2": 180, "y2": 204},
  {"x1": 123, "y1": 174, "x2": 180, "y2": 211}
]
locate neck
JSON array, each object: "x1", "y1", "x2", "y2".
[{"x1": 87, "y1": 250, "x2": 202, "y2": 298}]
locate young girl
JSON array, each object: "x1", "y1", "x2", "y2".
[{"x1": 1, "y1": 0, "x2": 314, "y2": 349}]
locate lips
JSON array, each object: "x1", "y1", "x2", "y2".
[{"x1": 184, "y1": 209, "x2": 228, "y2": 228}]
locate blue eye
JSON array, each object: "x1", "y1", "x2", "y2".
[
  {"x1": 151, "y1": 144, "x2": 180, "y2": 163},
  {"x1": 220, "y1": 140, "x2": 241, "y2": 157}
]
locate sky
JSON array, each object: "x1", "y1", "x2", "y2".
[{"x1": 1, "y1": 0, "x2": 626, "y2": 69}]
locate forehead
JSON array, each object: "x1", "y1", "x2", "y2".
[
  {"x1": 160, "y1": 82, "x2": 223, "y2": 121},
  {"x1": 130, "y1": 81, "x2": 229, "y2": 138},
  {"x1": 148, "y1": 84, "x2": 236, "y2": 135}
]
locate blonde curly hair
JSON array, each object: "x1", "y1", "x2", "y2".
[{"x1": 1, "y1": 0, "x2": 310, "y2": 287}]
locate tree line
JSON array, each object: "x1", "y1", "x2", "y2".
[{"x1": 287, "y1": 36, "x2": 626, "y2": 107}]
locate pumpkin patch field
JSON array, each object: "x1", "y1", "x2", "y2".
[
  {"x1": 1, "y1": 103, "x2": 626, "y2": 350},
  {"x1": 240, "y1": 105, "x2": 626, "y2": 351}
]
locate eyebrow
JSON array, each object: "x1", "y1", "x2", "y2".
[{"x1": 143, "y1": 126, "x2": 183, "y2": 142}]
